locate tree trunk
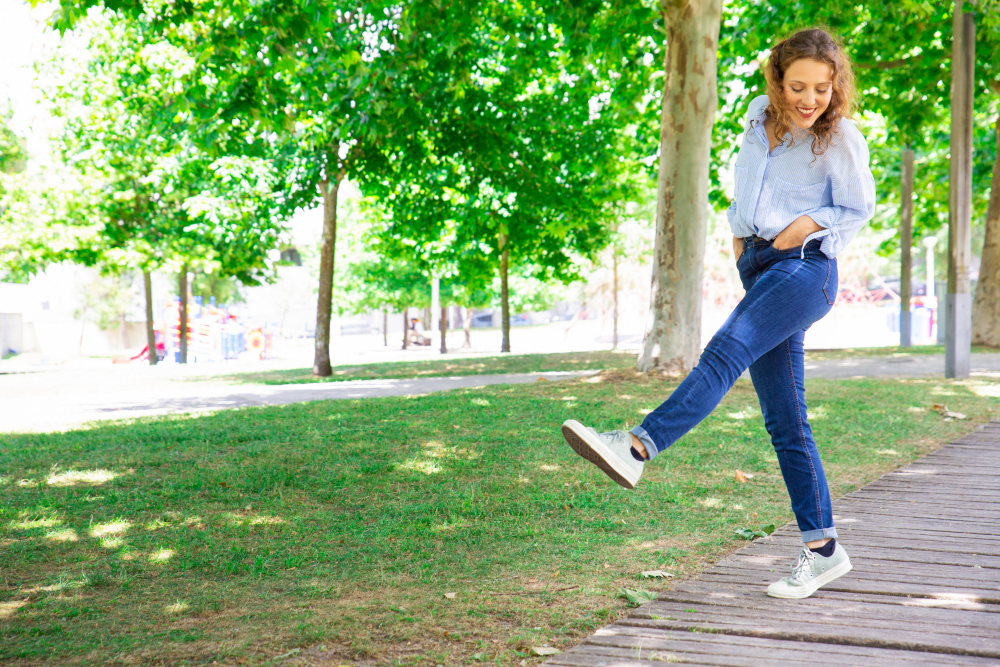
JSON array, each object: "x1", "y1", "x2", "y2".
[
  {"x1": 637, "y1": 0, "x2": 722, "y2": 375},
  {"x1": 313, "y1": 168, "x2": 344, "y2": 377},
  {"x1": 179, "y1": 264, "x2": 188, "y2": 364},
  {"x1": 144, "y1": 269, "x2": 157, "y2": 365},
  {"x1": 900, "y1": 148, "x2": 914, "y2": 347},
  {"x1": 972, "y1": 114, "x2": 1000, "y2": 347},
  {"x1": 440, "y1": 305, "x2": 448, "y2": 354},
  {"x1": 402, "y1": 307, "x2": 409, "y2": 349},
  {"x1": 383, "y1": 308, "x2": 388, "y2": 347},
  {"x1": 613, "y1": 251, "x2": 620, "y2": 351},
  {"x1": 463, "y1": 307, "x2": 472, "y2": 348},
  {"x1": 499, "y1": 233, "x2": 511, "y2": 353},
  {"x1": 945, "y1": 4, "x2": 975, "y2": 379}
]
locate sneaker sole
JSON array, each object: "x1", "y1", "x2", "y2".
[
  {"x1": 561, "y1": 419, "x2": 639, "y2": 490},
  {"x1": 766, "y1": 557, "x2": 853, "y2": 599}
]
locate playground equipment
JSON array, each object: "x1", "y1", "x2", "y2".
[{"x1": 159, "y1": 297, "x2": 272, "y2": 363}]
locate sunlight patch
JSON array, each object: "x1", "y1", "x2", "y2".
[
  {"x1": 618, "y1": 395, "x2": 632, "y2": 400},
  {"x1": 930, "y1": 387, "x2": 958, "y2": 396},
  {"x1": 16, "y1": 479, "x2": 38, "y2": 487},
  {"x1": 150, "y1": 548, "x2": 175, "y2": 563},
  {"x1": 0, "y1": 600, "x2": 28, "y2": 619},
  {"x1": 400, "y1": 458, "x2": 442, "y2": 475},
  {"x1": 699, "y1": 498, "x2": 722, "y2": 508},
  {"x1": 561, "y1": 396, "x2": 577, "y2": 401},
  {"x1": 539, "y1": 464, "x2": 560, "y2": 472},
  {"x1": 907, "y1": 406, "x2": 925, "y2": 412},
  {"x1": 47, "y1": 469, "x2": 117, "y2": 487},
  {"x1": 806, "y1": 405, "x2": 827, "y2": 421},
  {"x1": 431, "y1": 520, "x2": 471, "y2": 533},
  {"x1": 0, "y1": 476, "x2": 9, "y2": 486},
  {"x1": 8, "y1": 517, "x2": 61, "y2": 530},
  {"x1": 166, "y1": 600, "x2": 189, "y2": 614},
  {"x1": 45, "y1": 528, "x2": 79, "y2": 543},
  {"x1": 90, "y1": 520, "x2": 131, "y2": 539},
  {"x1": 471, "y1": 398, "x2": 491, "y2": 407},
  {"x1": 727, "y1": 408, "x2": 755, "y2": 420},
  {"x1": 969, "y1": 383, "x2": 1000, "y2": 398},
  {"x1": 582, "y1": 375, "x2": 604, "y2": 384},
  {"x1": 517, "y1": 475, "x2": 530, "y2": 484},
  {"x1": 250, "y1": 515, "x2": 285, "y2": 526},
  {"x1": 638, "y1": 409, "x2": 653, "y2": 415},
  {"x1": 875, "y1": 449, "x2": 900, "y2": 456}
]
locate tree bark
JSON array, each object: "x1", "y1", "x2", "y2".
[
  {"x1": 179, "y1": 264, "x2": 188, "y2": 364},
  {"x1": 499, "y1": 233, "x2": 511, "y2": 353},
  {"x1": 613, "y1": 251, "x2": 620, "y2": 351},
  {"x1": 637, "y1": 0, "x2": 723, "y2": 374},
  {"x1": 440, "y1": 305, "x2": 448, "y2": 354},
  {"x1": 900, "y1": 148, "x2": 914, "y2": 347},
  {"x1": 945, "y1": 4, "x2": 975, "y2": 379},
  {"x1": 313, "y1": 168, "x2": 344, "y2": 377},
  {"x1": 463, "y1": 307, "x2": 472, "y2": 348},
  {"x1": 402, "y1": 307, "x2": 409, "y2": 349},
  {"x1": 144, "y1": 269, "x2": 157, "y2": 365},
  {"x1": 973, "y1": 114, "x2": 1000, "y2": 347}
]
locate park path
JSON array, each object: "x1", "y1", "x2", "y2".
[
  {"x1": 546, "y1": 421, "x2": 1000, "y2": 667},
  {"x1": 0, "y1": 370, "x2": 596, "y2": 433},
  {"x1": 2, "y1": 352, "x2": 999, "y2": 433}
]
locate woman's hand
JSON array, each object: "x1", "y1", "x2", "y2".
[
  {"x1": 732, "y1": 235, "x2": 744, "y2": 262},
  {"x1": 773, "y1": 215, "x2": 824, "y2": 250}
]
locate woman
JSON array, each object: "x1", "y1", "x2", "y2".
[{"x1": 561, "y1": 28, "x2": 876, "y2": 600}]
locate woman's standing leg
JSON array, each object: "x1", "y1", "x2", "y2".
[{"x1": 748, "y1": 329, "x2": 835, "y2": 543}]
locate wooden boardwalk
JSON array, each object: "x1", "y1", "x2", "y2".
[{"x1": 549, "y1": 421, "x2": 1000, "y2": 666}]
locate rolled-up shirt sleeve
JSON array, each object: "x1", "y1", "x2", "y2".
[{"x1": 800, "y1": 122, "x2": 877, "y2": 258}]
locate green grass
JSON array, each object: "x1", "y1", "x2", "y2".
[
  {"x1": 803, "y1": 343, "x2": 998, "y2": 361},
  {"x1": 2, "y1": 369, "x2": 1000, "y2": 666},
  {"x1": 215, "y1": 346, "x2": 1000, "y2": 386},
  {"x1": 216, "y1": 350, "x2": 637, "y2": 385}
]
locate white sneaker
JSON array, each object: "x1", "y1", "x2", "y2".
[
  {"x1": 767, "y1": 542, "x2": 852, "y2": 599},
  {"x1": 561, "y1": 419, "x2": 644, "y2": 489}
]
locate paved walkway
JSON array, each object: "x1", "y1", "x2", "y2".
[
  {"x1": 2, "y1": 352, "x2": 998, "y2": 433},
  {"x1": 548, "y1": 421, "x2": 1000, "y2": 666},
  {"x1": 0, "y1": 370, "x2": 596, "y2": 433}
]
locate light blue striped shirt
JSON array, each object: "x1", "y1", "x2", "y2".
[{"x1": 726, "y1": 94, "x2": 876, "y2": 259}]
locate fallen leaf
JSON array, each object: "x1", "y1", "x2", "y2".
[
  {"x1": 641, "y1": 570, "x2": 674, "y2": 578},
  {"x1": 471, "y1": 653, "x2": 487, "y2": 661},
  {"x1": 735, "y1": 524, "x2": 776, "y2": 540},
  {"x1": 617, "y1": 588, "x2": 657, "y2": 605},
  {"x1": 734, "y1": 470, "x2": 749, "y2": 483},
  {"x1": 945, "y1": 410, "x2": 967, "y2": 419},
  {"x1": 444, "y1": 592, "x2": 456, "y2": 599},
  {"x1": 536, "y1": 377, "x2": 549, "y2": 382},
  {"x1": 931, "y1": 403, "x2": 947, "y2": 411},
  {"x1": 530, "y1": 647, "x2": 560, "y2": 656}
]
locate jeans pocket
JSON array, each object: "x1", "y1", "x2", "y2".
[{"x1": 822, "y1": 258, "x2": 838, "y2": 305}]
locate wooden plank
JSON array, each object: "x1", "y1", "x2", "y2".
[
  {"x1": 666, "y1": 581, "x2": 1000, "y2": 612},
  {"x1": 645, "y1": 586, "x2": 1000, "y2": 623},
  {"x1": 738, "y1": 542, "x2": 1000, "y2": 568},
  {"x1": 581, "y1": 627, "x2": 1000, "y2": 665},
  {"x1": 617, "y1": 616, "x2": 1000, "y2": 658},
  {"x1": 697, "y1": 572, "x2": 1000, "y2": 602}
]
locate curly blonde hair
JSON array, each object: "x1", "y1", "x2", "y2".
[{"x1": 763, "y1": 28, "x2": 857, "y2": 157}]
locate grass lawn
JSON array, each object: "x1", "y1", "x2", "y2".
[
  {"x1": 3, "y1": 369, "x2": 1000, "y2": 666},
  {"x1": 216, "y1": 346, "x2": 1000, "y2": 386},
  {"x1": 217, "y1": 350, "x2": 636, "y2": 385}
]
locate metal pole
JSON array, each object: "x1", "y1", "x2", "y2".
[
  {"x1": 945, "y1": 3, "x2": 975, "y2": 378},
  {"x1": 900, "y1": 148, "x2": 914, "y2": 347}
]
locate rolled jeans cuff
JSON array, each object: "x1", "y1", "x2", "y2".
[
  {"x1": 800, "y1": 527, "x2": 838, "y2": 544},
  {"x1": 629, "y1": 425, "x2": 658, "y2": 460}
]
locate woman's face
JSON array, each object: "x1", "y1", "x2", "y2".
[{"x1": 782, "y1": 58, "x2": 834, "y2": 129}]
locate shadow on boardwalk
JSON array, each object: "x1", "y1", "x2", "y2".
[{"x1": 547, "y1": 421, "x2": 1000, "y2": 666}]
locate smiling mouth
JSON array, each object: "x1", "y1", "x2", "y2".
[{"x1": 797, "y1": 107, "x2": 817, "y2": 119}]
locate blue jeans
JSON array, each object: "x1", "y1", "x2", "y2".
[{"x1": 631, "y1": 238, "x2": 839, "y2": 543}]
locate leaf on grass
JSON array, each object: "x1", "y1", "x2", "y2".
[
  {"x1": 617, "y1": 588, "x2": 657, "y2": 605},
  {"x1": 734, "y1": 470, "x2": 751, "y2": 483},
  {"x1": 641, "y1": 570, "x2": 674, "y2": 578},
  {"x1": 471, "y1": 653, "x2": 487, "y2": 661},
  {"x1": 932, "y1": 403, "x2": 967, "y2": 420},
  {"x1": 536, "y1": 377, "x2": 549, "y2": 382},
  {"x1": 530, "y1": 647, "x2": 560, "y2": 656},
  {"x1": 736, "y1": 524, "x2": 775, "y2": 540},
  {"x1": 444, "y1": 592, "x2": 456, "y2": 599}
]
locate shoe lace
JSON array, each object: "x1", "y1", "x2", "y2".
[{"x1": 788, "y1": 548, "x2": 816, "y2": 584}]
